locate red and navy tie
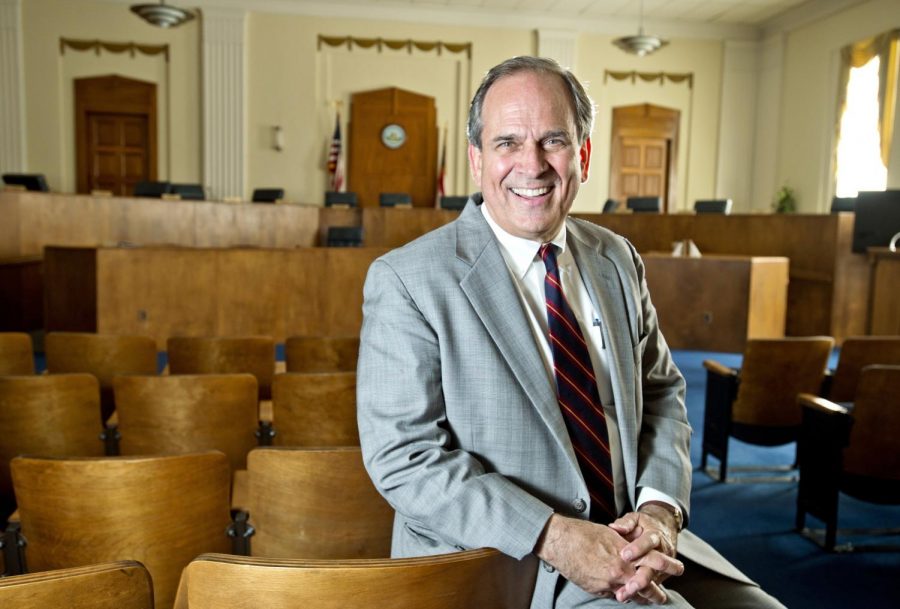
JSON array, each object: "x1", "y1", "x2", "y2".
[{"x1": 539, "y1": 243, "x2": 617, "y2": 522}]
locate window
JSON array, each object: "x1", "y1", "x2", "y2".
[{"x1": 835, "y1": 57, "x2": 887, "y2": 197}]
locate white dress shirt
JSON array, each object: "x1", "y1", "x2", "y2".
[{"x1": 481, "y1": 204, "x2": 679, "y2": 518}]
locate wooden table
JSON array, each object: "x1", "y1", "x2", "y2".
[{"x1": 643, "y1": 254, "x2": 789, "y2": 352}]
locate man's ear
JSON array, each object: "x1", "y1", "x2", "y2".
[
  {"x1": 467, "y1": 143, "x2": 483, "y2": 184},
  {"x1": 579, "y1": 137, "x2": 592, "y2": 182}
]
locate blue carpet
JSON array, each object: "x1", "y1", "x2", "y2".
[{"x1": 674, "y1": 350, "x2": 899, "y2": 609}]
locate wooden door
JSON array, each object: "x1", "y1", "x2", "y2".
[
  {"x1": 609, "y1": 104, "x2": 679, "y2": 212},
  {"x1": 76, "y1": 75, "x2": 157, "y2": 195},
  {"x1": 348, "y1": 88, "x2": 437, "y2": 208},
  {"x1": 87, "y1": 113, "x2": 150, "y2": 195}
]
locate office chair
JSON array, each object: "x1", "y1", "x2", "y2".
[
  {"x1": 379, "y1": 192, "x2": 412, "y2": 207},
  {"x1": 2, "y1": 173, "x2": 50, "y2": 192},
  {"x1": 439, "y1": 196, "x2": 468, "y2": 210},
  {"x1": 626, "y1": 196, "x2": 661, "y2": 213},
  {"x1": 830, "y1": 196, "x2": 856, "y2": 213},
  {"x1": 326, "y1": 226, "x2": 363, "y2": 247},
  {"x1": 133, "y1": 181, "x2": 171, "y2": 198},
  {"x1": 694, "y1": 199, "x2": 733, "y2": 214},
  {"x1": 252, "y1": 188, "x2": 284, "y2": 203},
  {"x1": 324, "y1": 192, "x2": 358, "y2": 207},
  {"x1": 602, "y1": 199, "x2": 619, "y2": 213},
  {"x1": 170, "y1": 184, "x2": 205, "y2": 201}
]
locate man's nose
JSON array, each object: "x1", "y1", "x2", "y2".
[{"x1": 517, "y1": 142, "x2": 547, "y2": 176}]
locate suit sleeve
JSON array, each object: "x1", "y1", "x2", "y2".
[
  {"x1": 357, "y1": 258, "x2": 553, "y2": 559},
  {"x1": 628, "y1": 244, "x2": 693, "y2": 525}
]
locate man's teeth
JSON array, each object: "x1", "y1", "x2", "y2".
[{"x1": 511, "y1": 187, "x2": 550, "y2": 197}]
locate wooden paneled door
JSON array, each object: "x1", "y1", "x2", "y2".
[
  {"x1": 348, "y1": 87, "x2": 437, "y2": 208},
  {"x1": 609, "y1": 104, "x2": 679, "y2": 212},
  {"x1": 75, "y1": 75, "x2": 157, "y2": 196}
]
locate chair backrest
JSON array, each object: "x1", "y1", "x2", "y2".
[
  {"x1": 251, "y1": 188, "x2": 284, "y2": 203},
  {"x1": 284, "y1": 335, "x2": 360, "y2": 373},
  {"x1": 174, "y1": 550, "x2": 537, "y2": 609},
  {"x1": 829, "y1": 336, "x2": 900, "y2": 402},
  {"x1": 114, "y1": 374, "x2": 259, "y2": 471},
  {"x1": 379, "y1": 192, "x2": 412, "y2": 207},
  {"x1": 694, "y1": 199, "x2": 733, "y2": 214},
  {"x1": 0, "y1": 332, "x2": 34, "y2": 375},
  {"x1": 3, "y1": 173, "x2": 49, "y2": 192},
  {"x1": 11, "y1": 451, "x2": 232, "y2": 609},
  {"x1": 324, "y1": 191, "x2": 358, "y2": 207},
  {"x1": 830, "y1": 196, "x2": 856, "y2": 213},
  {"x1": 602, "y1": 198, "x2": 619, "y2": 213},
  {"x1": 166, "y1": 336, "x2": 275, "y2": 401},
  {"x1": 626, "y1": 196, "x2": 661, "y2": 213},
  {"x1": 272, "y1": 372, "x2": 358, "y2": 446},
  {"x1": 246, "y1": 447, "x2": 392, "y2": 558},
  {"x1": 0, "y1": 560, "x2": 154, "y2": 609},
  {"x1": 732, "y1": 337, "x2": 834, "y2": 427},
  {"x1": 170, "y1": 183, "x2": 205, "y2": 200},
  {"x1": 0, "y1": 374, "x2": 104, "y2": 518},
  {"x1": 439, "y1": 195, "x2": 468, "y2": 210},
  {"x1": 44, "y1": 332, "x2": 158, "y2": 422},
  {"x1": 326, "y1": 226, "x2": 364, "y2": 247},
  {"x1": 842, "y1": 365, "x2": 900, "y2": 480},
  {"x1": 133, "y1": 181, "x2": 171, "y2": 198}
]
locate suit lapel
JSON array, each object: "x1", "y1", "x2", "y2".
[{"x1": 455, "y1": 202, "x2": 576, "y2": 466}]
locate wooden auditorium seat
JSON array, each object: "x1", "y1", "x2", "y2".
[
  {"x1": 701, "y1": 337, "x2": 834, "y2": 482},
  {"x1": 797, "y1": 365, "x2": 900, "y2": 551},
  {"x1": 0, "y1": 560, "x2": 154, "y2": 608},
  {"x1": 174, "y1": 549, "x2": 537, "y2": 609},
  {"x1": 0, "y1": 374, "x2": 104, "y2": 519},
  {"x1": 113, "y1": 374, "x2": 260, "y2": 471},
  {"x1": 284, "y1": 335, "x2": 359, "y2": 373},
  {"x1": 242, "y1": 447, "x2": 392, "y2": 559},
  {"x1": 44, "y1": 332, "x2": 158, "y2": 423},
  {"x1": 271, "y1": 372, "x2": 358, "y2": 447},
  {"x1": 822, "y1": 336, "x2": 900, "y2": 402},
  {"x1": 0, "y1": 333, "x2": 35, "y2": 375},
  {"x1": 10, "y1": 451, "x2": 232, "y2": 609},
  {"x1": 166, "y1": 336, "x2": 275, "y2": 401}
]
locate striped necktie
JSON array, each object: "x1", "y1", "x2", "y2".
[{"x1": 539, "y1": 243, "x2": 617, "y2": 522}]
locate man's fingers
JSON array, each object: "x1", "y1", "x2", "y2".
[
  {"x1": 620, "y1": 530, "x2": 661, "y2": 561},
  {"x1": 615, "y1": 571, "x2": 667, "y2": 604},
  {"x1": 608, "y1": 513, "x2": 641, "y2": 535},
  {"x1": 634, "y1": 550, "x2": 685, "y2": 577}
]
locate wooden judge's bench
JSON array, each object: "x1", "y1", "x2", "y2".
[{"x1": 0, "y1": 191, "x2": 875, "y2": 348}]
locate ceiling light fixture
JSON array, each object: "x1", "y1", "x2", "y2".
[
  {"x1": 130, "y1": 1, "x2": 195, "y2": 28},
  {"x1": 613, "y1": 0, "x2": 668, "y2": 57}
]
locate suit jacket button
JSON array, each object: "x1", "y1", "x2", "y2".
[
  {"x1": 541, "y1": 561, "x2": 556, "y2": 573},
  {"x1": 573, "y1": 498, "x2": 587, "y2": 513}
]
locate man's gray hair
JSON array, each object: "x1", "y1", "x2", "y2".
[{"x1": 466, "y1": 56, "x2": 595, "y2": 149}]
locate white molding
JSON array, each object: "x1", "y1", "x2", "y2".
[
  {"x1": 201, "y1": 6, "x2": 246, "y2": 200},
  {"x1": 0, "y1": 0, "x2": 24, "y2": 173},
  {"x1": 538, "y1": 30, "x2": 578, "y2": 72},
  {"x1": 761, "y1": 0, "x2": 870, "y2": 37}
]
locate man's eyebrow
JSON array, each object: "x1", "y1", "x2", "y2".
[
  {"x1": 542, "y1": 130, "x2": 571, "y2": 141},
  {"x1": 490, "y1": 134, "x2": 518, "y2": 144}
]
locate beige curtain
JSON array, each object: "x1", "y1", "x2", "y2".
[{"x1": 835, "y1": 29, "x2": 900, "y2": 168}]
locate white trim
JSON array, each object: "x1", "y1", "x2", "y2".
[{"x1": 0, "y1": 0, "x2": 25, "y2": 173}]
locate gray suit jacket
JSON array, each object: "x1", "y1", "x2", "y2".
[{"x1": 358, "y1": 197, "x2": 753, "y2": 608}]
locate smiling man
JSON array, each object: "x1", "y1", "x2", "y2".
[{"x1": 358, "y1": 56, "x2": 785, "y2": 608}]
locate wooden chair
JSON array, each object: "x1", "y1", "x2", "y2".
[
  {"x1": 0, "y1": 333, "x2": 34, "y2": 375},
  {"x1": 271, "y1": 372, "x2": 358, "y2": 446},
  {"x1": 10, "y1": 451, "x2": 232, "y2": 609},
  {"x1": 0, "y1": 560, "x2": 154, "y2": 608},
  {"x1": 796, "y1": 365, "x2": 900, "y2": 551},
  {"x1": 113, "y1": 374, "x2": 260, "y2": 471},
  {"x1": 284, "y1": 335, "x2": 359, "y2": 373},
  {"x1": 822, "y1": 336, "x2": 900, "y2": 402},
  {"x1": 701, "y1": 337, "x2": 834, "y2": 482},
  {"x1": 0, "y1": 374, "x2": 104, "y2": 520},
  {"x1": 243, "y1": 447, "x2": 392, "y2": 558},
  {"x1": 44, "y1": 332, "x2": 158, "y2": 423},
  {"x1": 174, "y1": 549, "x2": 537, "y2": 609},
  {"x1": 167, "y1": 336, "x2": 275, "y2": 401}
]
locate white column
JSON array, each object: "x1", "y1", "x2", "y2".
[
  {"x1": 538, "y1": 29, "x2": 578, "y2": 73},
  {"x1": 716, "y1": 40, "x2": 759, "y2": 211},
  {"x1": 750, "y1": 33, "x2": 785, "y2": 212},
  {"x1": 201, "y1": 7, "x2": 246, "y2": 200},
  {"x1": 0, "y1": 0, "x2": 25, "y2": 173}
]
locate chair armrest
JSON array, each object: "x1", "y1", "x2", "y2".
[
  {"x1": 1, "y1": 519, "x2": 26, "y2": 575},
  {"x1": 226, "y1": 509, "x2": 254, "y2": 556},
  {"x1": 798, "y1": 393, "x2": 849, "y2": 417},
  {"x1": 703, "y1": 359, "x2": 737, "y2": 377}
]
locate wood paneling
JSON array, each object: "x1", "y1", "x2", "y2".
[
  {"x1": 362, "y1": 207, "x2": 460, "y2": 248},
  {"x1": 0, "y1": 256, "x2": 43, "y2": 331},
  {"x1": 45, "y1": 246, "x2": 388, "y2": 349},
  {"x1": 867, "y1": 248, "x2": 900, "y2": 335}
]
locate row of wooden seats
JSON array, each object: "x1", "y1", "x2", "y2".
[
  {"x1": 0, "y1": 550, "x2": 535, "y2": 609},
  {"x1": 2, "y1": 448, "x2": 399, "y2": 607},
  {"x1": 698, "y1": 336, "x2": 900, "y2": 551}
]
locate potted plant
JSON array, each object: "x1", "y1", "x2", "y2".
[{"x1": 772, "y1": 185, "x2": 796, "y2": 213}]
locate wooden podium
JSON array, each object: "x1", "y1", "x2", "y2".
[
  {"x1": 867, "y1": 247, "x2": 900, "y2": 335},
  {"x1": 643, "y1": 254, "x2": 789, "y2": 352}
]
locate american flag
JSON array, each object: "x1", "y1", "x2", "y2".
[{"x1": 327, "y1": 111, "x2": 344, "y2": 192}]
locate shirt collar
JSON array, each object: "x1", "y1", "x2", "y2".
[{"x1": 481, "y1": 203, "x2": 568, "y2": 280}]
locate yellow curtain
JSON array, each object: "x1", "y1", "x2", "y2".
[{"x1": 835, "y1": 29, "x2": 899, "y2": 168}]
